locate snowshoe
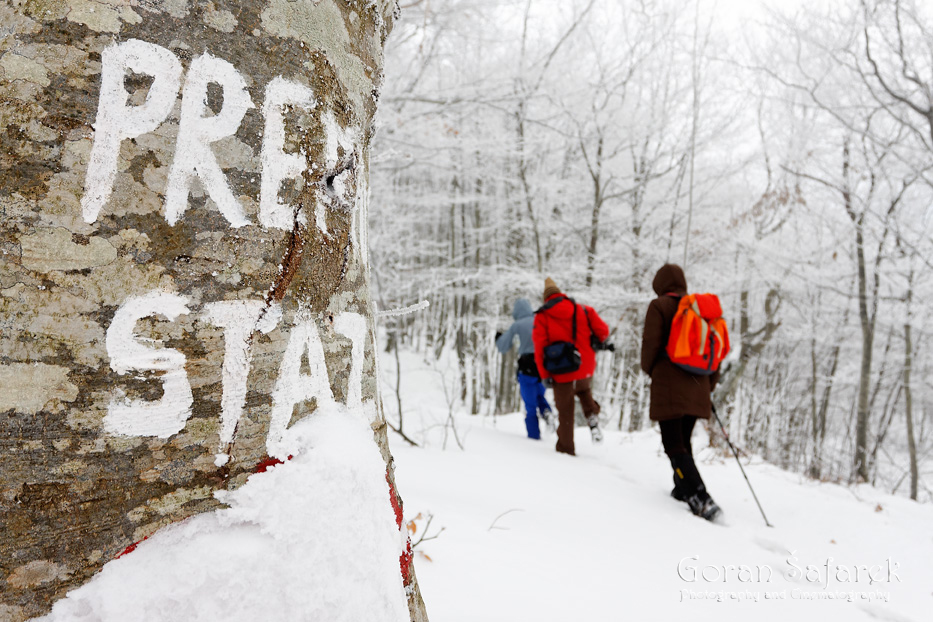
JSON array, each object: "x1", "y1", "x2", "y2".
[{"x1": 587, "y1": 414, "x2": 603, "y2": 444}]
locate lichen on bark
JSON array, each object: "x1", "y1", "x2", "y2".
[{"x1": 0, "y1": 1, "x2": 426, "y2": 620}]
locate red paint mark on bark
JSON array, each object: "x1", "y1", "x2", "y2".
[
  {"x1": 253, "y1": 455, "x2": 293, "y2": 473},
  {"x1": 399, "y1": 540, "x2": 414, "y2": 584},
  {"x1": 115, "y1": 535, "x2": 149, "y2": 559},
  {"x1": 387, "y1": 471, "x2": 404, "y2": 528},
  {"x1": 387, "y1": 469, "x2": 414, "y2": 584}
]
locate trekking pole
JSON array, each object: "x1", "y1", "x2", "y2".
[{"x1": 711, "y1": 403, "x2": 773, "y2": 528}]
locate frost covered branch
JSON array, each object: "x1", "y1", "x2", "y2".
[
  {"x1": 377, "y1": 300, "x2": 431, "y2": 319},
  {"x1": 488, "y1": 509, "x2": 524, "y2": 532}
]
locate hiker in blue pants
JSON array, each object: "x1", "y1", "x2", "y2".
[{"x1": 496, "y1": 298, "x2": 554, "y2": 439}]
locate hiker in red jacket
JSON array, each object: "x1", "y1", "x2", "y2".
[{"x1": 533, "y1": 278, "x2": 611, "y2": 456}]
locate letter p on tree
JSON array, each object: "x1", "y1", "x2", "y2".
[
  {"x1": 82, "y1": 39, "x2": 183, "y2": 224},
  {"x1": 81, "y1": 39, "x2": 332, "y2": 232}
]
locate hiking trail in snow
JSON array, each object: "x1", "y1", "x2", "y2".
[{"x1": 388, "y1": 350, "x2": 932, "y2": 622}]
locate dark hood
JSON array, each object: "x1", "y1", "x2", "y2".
[
  {"x1": 512, "y1": 298, "x2": 533, "y2": 320},
  {"x1": 652, "y1": 264, "x2": 687, "y2": 296}
]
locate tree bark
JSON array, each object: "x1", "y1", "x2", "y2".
[
  {"x1": 515, "y1": 102, "x2": 544, "y2": 274},
  {"x1": 840, "y1": 142, "x2": 874, "y2": 483},
  {"x1": 904, "y1": 272, "x2": 918, "y2": 501},
  {"x1": 0, "y1": 2, "x2": 428, "y2": 620},
  {"x1": 585, "y1": 136, "x2": 604, "y2": 288}
]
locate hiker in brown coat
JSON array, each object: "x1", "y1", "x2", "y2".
[{"x1": 641, "y1": 264, "x2": 722, "y2": 520}]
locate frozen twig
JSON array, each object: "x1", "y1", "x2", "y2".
[
  {"x1": 488, "y1": 509, "x2": 524, "y2": 532},
  {"x1": 411, "y1": 514, "x2": 445, "y2": 548},
  {"x1": 377, "y1": 300, "x2": 430, "y2": 319},
  {"x1": 387, "y1": 420, "x2": 420, "y2": 447}
]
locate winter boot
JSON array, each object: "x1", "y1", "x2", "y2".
[
  {"x1": 687, "y1": 494, "x2": 723, "y2": 522},
  {"x1": 670, "y1": 453, "x2": 707, "y2": 497},
  {"x1": 587, "y1": 414, "x2": 603, "y2": 444},
  {"x1": 541, "y1": 408, "x2": 557, "y2": 433},
  {"x1": 671, "y1": 474, "x2": 687, "y2": 502}
]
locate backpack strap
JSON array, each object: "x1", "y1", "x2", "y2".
[
  {"x1": 660, "y1": 294, "x2": 684, "y2": 360},
  {"x1": 571, "y1": 300, "x2": 578, "y2": 342},
  {"x1": 535, "y1": 295, "x2": 570, "y2": 314}
]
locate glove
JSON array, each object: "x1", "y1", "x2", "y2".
[
  {"x1": 543, "y1": 378, "x2": 554, "y2": 389},
  {"x1": 591, "y1": 336, "x2": 615, "y2": 352},
  {"x1": 495, "y1": 331, "x2": 503, "y2": 341}
]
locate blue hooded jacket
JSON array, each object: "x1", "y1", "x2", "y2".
[{"x1": 496, "y1": 298, "x2": 536, "y2": 356}]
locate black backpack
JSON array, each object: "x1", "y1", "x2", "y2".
[{"x1": 535, "y1": 296, "x2": 582, "y2": 375}]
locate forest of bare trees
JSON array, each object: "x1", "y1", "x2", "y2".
[{"x1": 371, "y1": 0, "x2": 933, "y2": 501}]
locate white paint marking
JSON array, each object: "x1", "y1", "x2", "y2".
[
  {"x1": 165, "y1": 52, "x2": 253, "y2": 227},
  {"x1": 104, "y1": 291, "x2": 193, "y2": 438},
  {"x1": 204, "y1": 300, "x2": 282, "y2": 461},
  {"x1": 267, "y1": 317, "x2": 335, "y2": 459},
  {"x1": 81, "y1": 39, "x2": 182, "y2": 224},
  {"x1": 333, "y1": 312, "x2": 366, "y2": 410},
  {"x1": 318, "y1": 112, "x2": 358, "y2": 236},
  {"x1": 259, "y1": 77, "x2": 317, "y2": 230}
]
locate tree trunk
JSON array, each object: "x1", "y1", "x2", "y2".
[
  {"x1": 715, "y1": 288, "x2": 780, "y2": 407},
  {"x1": 0, "y1": 2, "x2": 428, "y2": 620},
  {"x1": 904, "y1": 276, "x2": 918, "y2": 501},
  {"x1": 839, "y1": 141, "x2": 873, "y2": 484},
  {"x1": 515, "y1": 103, "x2": 543, "y2": 273},
  {"x1": 585, "y1": 136, "x2": 604, "y2": 288},
  {"x1": 807, "y1": 293, "x2": 844, "y2": 480},
  {"x1": 809, "y1": 338, "x2": 841, "y2": 480},
  {"x1": 852, "y1": 222, "x2": 874, "y2": 483}
]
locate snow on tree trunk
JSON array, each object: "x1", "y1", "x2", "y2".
[{"x1": 0, "y1": 1, "x2": 427, "y2": 620}]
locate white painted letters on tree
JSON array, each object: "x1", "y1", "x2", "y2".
[
  {"x1": 267, "y1": 317, "x2": 337, "y2": 459},
  {"x1": 81, "y1": 40, "x2": 362, "y2": 232},
  {"x1": 82, "y1": 39, "x2": 370, "y2": 451},
  {"x1": 81, "y1": 40, "x2": 182, "y2": 224},
  {"x1": 104, "y1": 296, "x2": 370, "y2": 455},
  {"x1": 203, "y1": 300, "x2": 282, "y2": 465},
  {"x1": 165, "y1": 53, "x2": 253, "y2": 227},
  {"x1": 260, "y1": 77, "x2": 317, "y2": 230},
  {"x1": 104, "y1": 292, "x2": 193, "y2": 438},
  {"x1": 334, "y1": 312, "x2": 367, "y2": 410},
  {"x1": 317, "y1": 112, "x2": 359, "y2": 236}
]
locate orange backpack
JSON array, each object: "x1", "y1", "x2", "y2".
[{"x1": 666, "y1": 293, "x2": 730, "y2": 376}]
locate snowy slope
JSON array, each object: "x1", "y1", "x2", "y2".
[
  {"x1": 30, "y1": 347, "x2": 932, "y2": 622},
  {"x1": 386, "y1": 351, "x2": 933, "y2": 622}
]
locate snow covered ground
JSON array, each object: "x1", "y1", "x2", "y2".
[
  {"x1": 34, "y1": 405, "x2": 411, "y2": 622},
  {"x1": 31, "y1": 346, "x2": 933, "y2": 622},
  {"x1": 386, "y1": 350, "x2": 933, "y2": 622}
]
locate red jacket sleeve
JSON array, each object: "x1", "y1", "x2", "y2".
[
  {"x1": 532, "y1": 313, "x2": 549, "y2": 379},
  {"x1": 587, "y1": 307, "x2": 610, "y2": 343}
]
